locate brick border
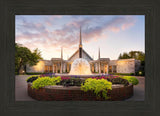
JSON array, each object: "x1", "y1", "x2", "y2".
[{"x1": 28, "y1": 83, "x2": 133, "y2": 101}]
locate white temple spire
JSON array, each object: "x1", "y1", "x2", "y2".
[
  {"x1": 98, "y1": 47, "x2": 101, "y2": 73},
  {"x1": 61, "y1": 47, "x2": 63, "y2": 59},
  {"x1": 60, "y1": 47, "x2": 63, "y2": 73},
  {"x1": 79, "y1": 27, "x2": 82, "y2": 58},
  {"x1": 79, "y1": 26, "x2": 82, "y2": 47},
  {"x1": 98, "y1": 47, "x2": 100, "y2": 60}
]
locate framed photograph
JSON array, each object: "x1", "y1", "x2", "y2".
[
  {"x1": 1, "y1": 0, "x2": 160, "y2": 116},
  {"x1": 15, "y1": 15, "x2": 145, "y2": 102}
]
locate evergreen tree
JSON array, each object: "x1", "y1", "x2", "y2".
[{"x1": 118, "y1": 53, "x2": 122, "y2": 59}]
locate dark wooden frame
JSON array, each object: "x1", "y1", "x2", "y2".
[{"x1": 0, "y1": 0, "x2": 160, "y2": 116}]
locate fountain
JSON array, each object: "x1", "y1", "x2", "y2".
[{"x1": 69, "y1": 58, "x2": 92, "y2": 75}]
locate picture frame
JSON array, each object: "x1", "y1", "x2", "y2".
[{"x1": 0, "y1": 0, "x2": 160, "y2": 116}]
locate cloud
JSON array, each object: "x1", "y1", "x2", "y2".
[
  {"x1": 80, "y1": 16, "x2": 136, "y2": 43},
  {"x1": 121, "y1": 22, "x2": 135, "y2": 30},
  {"x1": 44, "y1": 15, "x2": 63, "y2": 26},
  {"x1": 16, "y1": 15, "x2": 136, "y2": 59},
  {"x1": 109, "y1": 27, "x2": 120, "y2": 32}
]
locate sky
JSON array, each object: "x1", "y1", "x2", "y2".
[{"x1": 15, "y1": 15, "x2": 145, "y2": 60}]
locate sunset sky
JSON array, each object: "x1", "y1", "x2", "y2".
[{"x1": 15, "y1": 15, "x2": 145, "y2": 60}]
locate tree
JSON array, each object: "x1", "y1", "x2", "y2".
[
  {"x1": 119, "y1": 52, "x2": 131, "y2": 59},
  {"x1": 136, "y1": 51, "x2": 145, "y2": 62},
  {"x1": 129, "y1": 51, "x2": 138, "y2": 59},
  {"x1": 118, "y1": 51, "x2": 145, "y2": 62},
  {"x1": 118, "y1": 53, "x2": 122, "y2": 59},
  {"x1": 15, "y1": 43, "x2": 42, "y2": 74}
]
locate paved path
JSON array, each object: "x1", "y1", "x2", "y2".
[
  {"x1": 125, "y1": 76, "x2": 145, "y2": 101},
  {"x1": 15, "y1": 75, "x2": 36, "y2": 101},
  {"x1": 15, "y1": 75, "x2": 145, "y2": 101}
]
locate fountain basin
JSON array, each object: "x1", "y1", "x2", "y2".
[{"x1": 54, "y1": 73, "x2": 105, "y2": 78}]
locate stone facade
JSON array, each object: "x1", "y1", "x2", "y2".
[
  {"x1": 26, "y1": 54, "x2": 140, "y2": 74},
  {"x1": 26, "y1": 60, "x2": 45, "y2": 73},
  {"x1": 116, "y1": 59, "x2": 140, "y2": 74}
]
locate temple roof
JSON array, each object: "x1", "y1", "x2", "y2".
[{"x1": 68, "y1": 49, "x2": 93, "y2": 61}]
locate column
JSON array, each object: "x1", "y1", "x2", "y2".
[
  {"x1": 63, "y1": 63, "x2": 66, "y2": 73},
  {"x1": 56, "y1": 64, "x2": 58, "y2": 73},
  {"x1": 52, "y1": 64, "x2": 54, "y2": 73},
  {"x1": 69, "y1": 64, "x2": 71, "y2": 71},
  {"x1": 92, "y1": 64, "x2": 94, "y2": 72},
  {"x1": 58, "y1": 63, "x2": 60, "y2": 73},
  {"x1": 60, "y1": 62, "x2": 63, "y2": 73},
  {"x1": 99, "y1": 62, "x2": 101, "y2": 74},
  {"x1": 67, "y1": 64, "x2": 69, "y2": 73},
  {"x1": 96, "y1": 63, "x2": 98, "y2": 72}
]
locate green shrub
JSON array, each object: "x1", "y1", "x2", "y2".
[
  {"x1": 59, "y1": 78, "x2": 85, "y2": 86},
  {"x1": 81, "y1": 78, "x2": 112, "y2": 99},
  {"x1": 27, "y1": 76, "x2": 39, "y2": 83},
  {"x1": 26, "y1": 75, "x2": 39, "y2": 82},
  {"x1": 31, "y1": 76, "x2": 61, "y2": 89},
  {"x1": 109, "y1": 77, "x2": 129, "y2": 86},
  {"x1": 109, "y1": 72, "x2": 134, "y2": 76},
  {"x1": 26, "y1": 72, "x2": 48, "y2": 75},
  {"x1": 120, "y1": 76, "x2": 139, "y2": 85},
  {"x1": 52, "y1": 76, "x2": 62, "y2": 84}
]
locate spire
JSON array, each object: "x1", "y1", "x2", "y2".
[
  {"x1": 61, "y1": 47, "x2": 63, "y2": 59},
  {"x1": 98, "y1": 47, "x2": 101, "y2": 73},
  {"x1": 79, "y1": 27, "x2": 82, "y2": 58},
  {"x1": 98, "y1": 47, "x2": 100, "y2": 60},
  {"x1": 79, "y1": 26, "x2": 82, "y2": 48},
  {"x1": 60, "y1": 47, "x2": 63, "y2": 73}
]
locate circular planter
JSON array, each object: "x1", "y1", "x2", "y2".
[{"x1": 28, "y1": 83, "x2": 133, "y2": 101}]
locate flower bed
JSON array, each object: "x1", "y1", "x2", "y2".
[
  {"x1": 26, "y1": 75, "x2": 137, "y2": 101},
  {"x1": 28, "y1": 83, "x2": 133, "y2": 101}
]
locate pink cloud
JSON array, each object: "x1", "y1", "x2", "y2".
[
  {"x1": 121, "y1": 22, "x2": 135, "y2": 30},
  {"x1": 16, "y1": 16, "x2": 136, "y2": 50},
  {"x1": 44, "y1": 15, "x2": 63, "y2": 26},
  {"x1": 16, "y1": 15, "x2": 137, "y2": 59},
  {"x1": 109, "y1": 27, "x2": 120, "y2": 32}
]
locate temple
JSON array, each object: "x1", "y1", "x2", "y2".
[{"x1": 26, "y1": 28, "x2": 141, "y2": 74}]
